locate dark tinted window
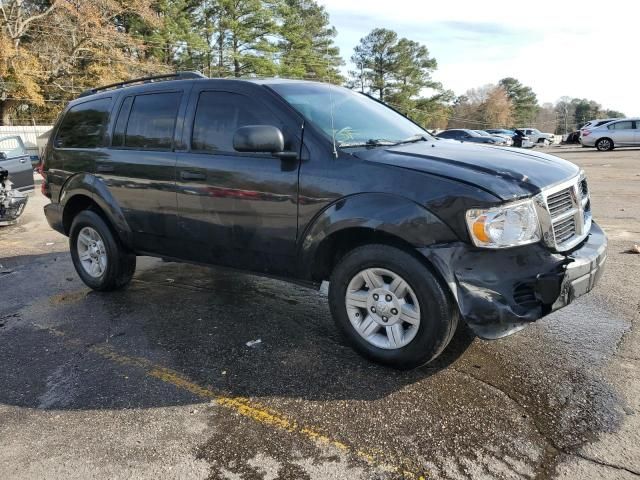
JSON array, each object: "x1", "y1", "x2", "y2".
[
  {"x1": 124, "y1": 92, "x2": 181, "y2": 150},
  {"x1": 112, "y1": 96, "x2": 133, "y2": 147},
  {"x1": 438, "y1": 131, "x2": 454, "y2": 138},
  {"x1": 192, "y1": 91, "x2": 280, "y2": 153},
  {"x1": 55, "y1": 98, "x2": 111, "y2": 148},
  {"x1": 608, "y1": 121, "x2": 633, "y2": 130}
]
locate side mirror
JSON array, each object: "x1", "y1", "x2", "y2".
[
  {"x1": 0, "y1": 152, "x2": 7, "y2": 161},
  {"x1": 233, "y1": 125, "x2": 298, "y2": 160},
  {"x1": 233, "y1": 125, "x2": 285, "y2": 153}
]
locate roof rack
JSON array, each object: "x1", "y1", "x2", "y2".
[{"x1": 78, "y1": 71, "x2": 207, "y2": 98}]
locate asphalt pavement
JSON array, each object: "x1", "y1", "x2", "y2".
[{"x1": 0, "y1": 146, "x2": 639, "y2": 479}]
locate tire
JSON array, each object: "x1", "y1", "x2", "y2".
[
  {"x1": 596, "y1": 138, "x2": 614, "y2": 151},
  {"x1": 328, "y1": 244, "x2": 458, "y2": 369},
  {"x1": 69, "y1": 210, "x2": 136, "y2": 291}
]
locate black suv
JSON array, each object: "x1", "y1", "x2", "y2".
[{"x1": 42, "y1": 72, "x2": 607, "y2": 368}]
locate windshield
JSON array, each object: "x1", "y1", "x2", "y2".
[
  {"x1": 268, "y1": 82, "x2": 431, "y2": 148},
  {"x1": 474, "y1": 130, "x2": 491, "y2": 137}
]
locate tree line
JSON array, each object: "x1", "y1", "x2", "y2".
[{"x1": 0, "y1": 0, "x2": 625, "y2": 131}]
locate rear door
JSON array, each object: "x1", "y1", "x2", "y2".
[
  {"x1": 106, "y1": 87, "x2": 190, "y2": 254},
  {"x1": 607, "y1": 120, "x2": 635, "y2": 145},
  {"x1": 175, "y1": 84, "x2": 302, "y2": 274},
  {"x1": 0, "y1": 136, "x2": 33, "y2": 191}
]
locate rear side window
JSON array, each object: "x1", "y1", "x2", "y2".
[
  {"x1": 55, "y1": 98, "x2": 111, "y2": 148},
  {"x1": 608, "y1": 121, "x2": 633, "y2": 130},
  {"x1": 191, "y1": 91, "x2": 279, "y2": 153},
  {"x1": 120, "y1": 92, "x2": 181, "y2": 150}
]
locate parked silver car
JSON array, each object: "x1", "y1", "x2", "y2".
[
  {"x1": 579, "y1": 118, "x2": 621, "y2": 144},
  {"x1": 580, "y1": 118, "x2": 640, "y2": 151}
]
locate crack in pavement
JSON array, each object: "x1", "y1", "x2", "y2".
[
  {"x1": 571, "y1": 452, "x2": 640, "y2": 477},
  {"x1": 451, "y1": 367, "x2": 639, "y2": 478}
]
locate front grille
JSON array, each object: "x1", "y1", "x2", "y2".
[
  {"x1": 541, "y1": 173, "x2": 591, "y2": 251},
  {"x1": 580, "y1": 178, "x2": 589, "y2": 198},
  {"x1": 553, "y1": 216, "x2": 576, "y2": 244},
  {"x1": 547, "y1": 188, "x2": 573, "y2": 216}
]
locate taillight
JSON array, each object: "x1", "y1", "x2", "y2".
[
  {"x1": 40, "y1": 168, "x2": 50, "y2": 198},
  {"x1": 582, "y1": 130, "x2": 591, "y2": 137}
]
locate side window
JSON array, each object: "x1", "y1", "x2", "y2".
[
  {"x1": 55, "y1": 98, "x2": 111, "y2": 148},
  {"x1": 191, "y1": 91, "x2": 280, "y2": 153},
  {"x1": 608, "y1": 121, "x2": 633, "y2": 130},
  {"x1": 0, "y1": 136, "x2": 26, "y2": 159},
  {"x1": 112, "y1": 96, "x2": 134, "y2": 147},
  {"x1": 124, "y1": 92, "x2": 181, "y2": 150}
]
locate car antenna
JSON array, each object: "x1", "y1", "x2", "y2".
[{"x1": 326, "y1": 46, "x2": 338, "y2": 158}]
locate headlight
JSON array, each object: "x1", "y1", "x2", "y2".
[{"x1": 466, "y1": 199, "x2": 541, "y2": 248}]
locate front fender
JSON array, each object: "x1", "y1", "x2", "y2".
[
  {"x1": 60, "y1": 173, "x2": 133, "y2": 248},
  {"x1": 298, "y1": 193, "x2": 459, "y2": 277}
]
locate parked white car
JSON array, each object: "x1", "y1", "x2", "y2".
[
  {"x1": 517, "y1": 128, "x2": 555, "y2": 145},
  {"x1": 580, "y1": 118, "x2": 640, "y2": 151}
]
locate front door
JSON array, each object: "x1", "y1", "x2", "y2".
[
  {"x1": 0, "y1": 136, "x2": 33, "y2": 191},
  {"x1": 175, "y1": 86, "x2": 301, "y2": 275}
]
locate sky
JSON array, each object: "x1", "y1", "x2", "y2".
[{"x1": 320, "y1": 0, "x2": 638, "y2": 115}]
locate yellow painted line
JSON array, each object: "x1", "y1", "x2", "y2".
[{"x1": 35, "y1": 324, "x2": 428, "y2": 479}]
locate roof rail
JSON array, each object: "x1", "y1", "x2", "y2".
[{"x1": 78, "y1": 71, "x2": 207, "y2": 98}]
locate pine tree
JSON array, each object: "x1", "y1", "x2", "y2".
[
  {"x1": 277, "y1": 0, "x2": 343, "y2": 83},
  {"x1": 498, "y1": 77, "x2": 539, "y2": 126}
]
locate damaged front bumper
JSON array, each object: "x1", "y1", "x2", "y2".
[
  {"x1": 420, "y1": 222, "x2": 607, "y2": 339},
  {"x1": 0, "y1": 190, "x2": 28, "y2": 226}
]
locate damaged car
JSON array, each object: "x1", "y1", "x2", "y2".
[
  {"x1": 41, "y1": 73, "x2": 607, "y2": 369},
  {"x1": 0, "y1": 167, "x2": 28, "y2": 226}
]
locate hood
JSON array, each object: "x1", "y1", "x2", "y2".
[{"x1": 353, "y1": 140, "x2": 579, "y2": 201}]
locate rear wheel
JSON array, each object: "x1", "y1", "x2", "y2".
[
  {"x1": 328, "y1": 244, "x2": 458, "y2": 369},
  {"x1": 596, "y1": 138, "x2": 614, "y2": 151},
  {"x1": 69, "y1": 210, "x2": 136, "y2": 291}
]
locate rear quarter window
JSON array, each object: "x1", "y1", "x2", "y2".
[{"x1": 55, "y1": 98, "x2": 112, "y2": 148}]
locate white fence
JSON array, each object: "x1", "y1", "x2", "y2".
[{"x1": 0, "y1": 125, "x2": 52, "y2": 158}]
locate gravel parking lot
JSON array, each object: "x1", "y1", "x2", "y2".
[{"x1": 0, "y1": 146, "x2": 639, "y2": 480}]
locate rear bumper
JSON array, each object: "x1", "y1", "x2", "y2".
[
  {"x1": 44, "y1": 202, "x2": 65, "y2": 235},
  {"x1": 419, "y1": 222, "x2": 607, "y2": 339}
]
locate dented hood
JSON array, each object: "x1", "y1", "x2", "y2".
[{"x1": 353, "y1": 140, "x2": 580, "y2": 201}]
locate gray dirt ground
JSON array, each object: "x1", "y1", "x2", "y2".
[{"x1": 0, "y1": 146, "x2": 639, "y2": 480}]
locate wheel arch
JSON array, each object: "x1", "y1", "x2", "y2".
[
  {"x1": 299, "y1": 193, "x2": 459, "y2": 283},
  {"x1": 59, "y1": 173, "x2": 133, "y2": 248}
]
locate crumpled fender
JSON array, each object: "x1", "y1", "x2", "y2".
[{"x1": 419, "y1": 242, "x2": 566, "y2": 339}]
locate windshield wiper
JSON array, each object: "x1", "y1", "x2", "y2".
[
  {"x1": 393, "y1": 134, "x2": 430, "y2": 146},
  {"x1": 338, "y1": 139, "x2": 397, "y2": 148}
]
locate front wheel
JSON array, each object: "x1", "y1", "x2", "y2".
[
  {"x1": 328, "y1": 244, "x2": 458, "y2": 369},
  {"x1": 69, "y1": 210, "x2": 136, "y2": 291}
]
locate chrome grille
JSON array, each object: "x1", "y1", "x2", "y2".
[
  {"x1": 553, "y1": 215, "x2": 576, "y2": 244},
  {"x1": 538, "y1": 172, "x2": 592, "y2": 251},
  {"x1": 547, "y1": 188, "x2": 573, "y2": 216}
]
